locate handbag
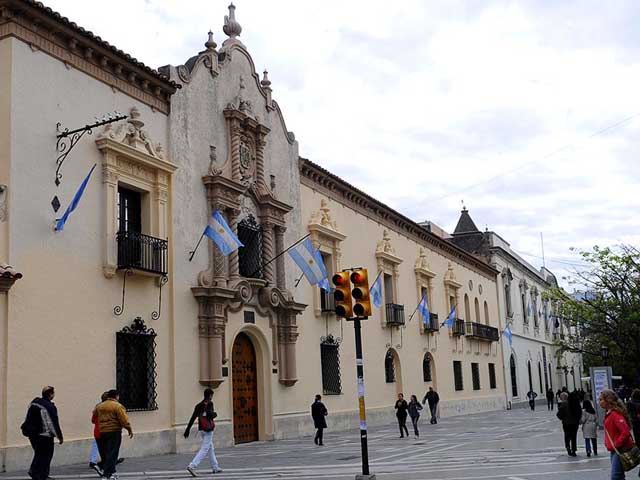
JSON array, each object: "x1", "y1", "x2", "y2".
[
  {"x1": 605, "y1": 427, "x2": 640, "y2": 471},
  {"x1": 198, "y1": 413, "x2": 215, "y2": 432}
]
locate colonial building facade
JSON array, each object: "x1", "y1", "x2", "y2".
[
  {"x1": 449, "y1": 208, "x2": 584, "y2": 407},
  {"x1": 1, "y1": 1, "x2": 509, "y2": 471}
]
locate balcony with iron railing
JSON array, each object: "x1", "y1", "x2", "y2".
[
  {"x1": 422, "y1": 312, "x2": 439, "y2": 333},
  {"x1": 452, "y1": 319, "x2": 465, "y2": 336},
  {"x1": 385, "y1": 303, "x2": 405, "y2": 326},
  {"x1": 465, "y1": 322, "x2": 500, "y2": 341},
  {"x1": 117, "y1": 231, "x2": 168, "y2": 275}
]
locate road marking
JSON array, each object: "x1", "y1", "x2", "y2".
[{"x1": 508, "y1": 477, "x2": 529, "y2": 480}]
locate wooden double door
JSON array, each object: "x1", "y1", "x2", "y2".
[{"x1": 232, "y1": 333, "x2": 259, "y2": 444}]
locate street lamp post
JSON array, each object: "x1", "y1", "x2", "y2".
[
  {"x1": 601, "y1": 345, "x2": 609, "y2": 367},
  {"x1": 570, "y1": 366, "x2": 576, "y2": 390}
]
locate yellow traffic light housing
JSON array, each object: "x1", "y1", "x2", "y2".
[
  {"x1": 350, "y1": 269, "x2": 371, "y2": 318},
  {"x1": 332, "y1": 271, "x2": 353, "y2": 318}
]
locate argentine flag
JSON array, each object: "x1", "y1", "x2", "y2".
[
  {"x1": 502, "y1": 324, "x2": 513, "y2": 346},
  {"x1": 55, "y1": 164, "x2": 96, "y2": 231},
  {"x1": 418, "y1": 294, "x2": 430, "y2": 326},
  {"x1": 288, "y1": 238, "x2": 327, "y2": 286},
  {"x1": 442, "y1": 305, "x2": 456, "y2": 328},
  {"x1": 370, "y1": 273, "x2": 383, "y2": 308},
  {"x1": 204, "y1": 210, "x2": 243, "y2": 256}
]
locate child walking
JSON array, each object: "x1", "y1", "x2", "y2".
[{"x1": 580, "y1": 399, "x2": 598, "y2": 457}]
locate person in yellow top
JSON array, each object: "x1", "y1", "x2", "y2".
[{"x1": 95, "y1": 390, "x2": 133, "y2": 480}]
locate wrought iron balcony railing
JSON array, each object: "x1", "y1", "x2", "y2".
[
  {"x1": 320, "y1": 289, "x2": 336, "y2": 313},
  {"x1": 423, "y1": 312, "x2": 439, "y2": 333},
  {"x1": 465, "y1": 322, "x2": 500, "y2": 341},
  {"x1": 452, "y1": 319, "x2": 465, "y2": 336},
  {"x1": 385, "y1": 303, "x2": 405, "y2": 326},
  {"x1": 117, "y1": 231, "x2": 168, "y2": 275}
]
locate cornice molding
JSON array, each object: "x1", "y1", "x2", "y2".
[{"x1": 299, "y1": 158, "x2": 498, "y2": 280}]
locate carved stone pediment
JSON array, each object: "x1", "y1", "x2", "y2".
[
  {"x1": 444, "y1": 262, "x2": 462, "y2": 289},
  {"x1": 308, "y1": 199, "x2": 345, "y2": 243},
  {"x1": 376, "y1": 230, "x2": 402, "y2": 266},
  {"x1": 98, "y1": 107, "x2": 164, "y2": 160},
  {"x1": 414, "y1": 247, "x2": 435, "y2": 279}
]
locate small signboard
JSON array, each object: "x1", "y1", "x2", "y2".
[{"x1": 590, "y1": 366, "x2": 612, "y2": 427}]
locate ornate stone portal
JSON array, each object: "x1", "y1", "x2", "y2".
[{"x1": 191, "y1": 101, "x2": 305, "y2": 388}]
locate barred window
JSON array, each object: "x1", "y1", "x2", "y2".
[
  {"x1": 238, "y1": 215, "x2": 263, "y2": 279},
  {"x1": 453, "y1": 360, "x2": 463, "y2": 391},
  {"x1": 471, "y1": 363, "x2": 480, "y2": 391},
  {"x1": 320, "y1": 335, "x2": 341, "y2": 395},
  {"x1": 116, "y1": 317, "x2": 158, "y2": 411},
  {"x1": 510, "y1": 355, "x2": 518, "y2": 397},
  {"x1": 385, "y1": 349, "x2": 395, "y2": 383},
  {"x1": 489, "y1": 363, "x2": 497, "y2": 389},
  {"x1": 423, "y1": 353, "x2": 432, "y2": 382}
]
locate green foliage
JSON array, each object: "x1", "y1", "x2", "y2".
[{"x1": 546, "y1": 245, "x2": 640, "y2": 384}]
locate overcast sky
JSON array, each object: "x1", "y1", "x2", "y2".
[{"x1": 45, "y1": 0, "x2": 640, "y2": 287}]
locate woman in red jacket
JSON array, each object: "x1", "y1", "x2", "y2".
[{"x1": 600, "y1": 389, "x2": 635, "y2": 480}]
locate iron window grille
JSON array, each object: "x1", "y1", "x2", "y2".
[
  {"x1": 453, "y1": 361, "x2": 463, "y2": 391},
  {"x1": 489, "y1": 363, "x2": 497, "y2": 389},
  {"x1": 464, "y1": 322, "x2": 499, "y2": 341},
  {"x1": 116, "y1": 317, "x2": 158, "y2": 412},
  {"x1": 452, "y1": 319, "x2": 466, "y2": 336},
  {"x1": 385, "y1": 303, "x2": 405, "y2": 326},
  {"x1": 423, "y1": 353, "x2": 432, "y2": 382},
  {"x1": 320, "y1": 335, "x2": 341, "y2": 395},
  {"x1": 238, "y1": 215, "x2": 263, "y2": 279},
  {"x1": 510, "y1": 355, "x2": 518, "y2": 397},
  {"x1": 471, "y1": 363, "x2": 481, "y2": 391},
  {"x1": 320, "y1": 288, "x2": 336, "y2": 313},
  {"x1": 385, "y1": 349, "x2": 396, "y2": 383},
  {"x1": 116, "y1": 231, "x2": 168, "y2": 275},
  {"x1": 423, "y1": 312, "x2": 439, "y2": 333}
]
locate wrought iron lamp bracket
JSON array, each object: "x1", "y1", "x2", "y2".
[
  {"x1": 114, "y1": 269, "x2": 134, "y2": 316},
  {"x1": 151, "y1": 275, "x2": 169, "y2": 320},
  {"x1": 55, "y1": 113, "x2": 127, "y2": 186}
]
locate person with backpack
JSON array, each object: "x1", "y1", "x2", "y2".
[
  {"x1": 407, "y1": 395, "x2": 423, "y2": 438},
  {"x1": 311, "y1": 394, "x2": 328, "y2": 446},
  {"x1": 580, "y1": 400, "x2": 598, "y2": 457},
  {"x1": 626, "y1": 389, "x2": 640, "y2": 443},
  {"x1": 20, "y1": 386, "x2": 63, "y2": 480},
  {"x1": 184, "y1": 388, "x2": 222, "y2": 476}
]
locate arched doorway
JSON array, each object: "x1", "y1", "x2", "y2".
[{"x1": 232, "y1": 332, "x2": 259, "y2": 444}]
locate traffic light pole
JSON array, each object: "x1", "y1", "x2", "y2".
[{"x1": 353, "y1": 317, "x2": 375, "y2": 480}]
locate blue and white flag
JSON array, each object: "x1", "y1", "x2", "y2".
[
  {"x1": 502, "y1": 324, "x2": 513, "y2": 346},
  {"x1": 370, "y1": 273, "x2": 383, "y2": 308},
  {"x1": 527, "y1": 302, "x2": 532, "y2": 317},
  {"x1": 55, "y1": 163, "x2": 97, "y2": 231},
  {"x1": 288, "y1": 237, "x2": 327, "y2": 286},
  {"x1": 442, "y1": 305, "x2": 456, "y2": 328},
  {"x1": 204, "y1": 210, "x2": 243, "y2": 256},
  {"x1": 319, "y1": 277, "x2": 333, "y2": 293},
  {"x1": 418, "y1": 294, "x2": 430, "y2": 326}
]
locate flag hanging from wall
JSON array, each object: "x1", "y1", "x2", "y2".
[
  {"x1": 203, "y1": 210, "x2": 243, "y2": 256},
  {"x1": 288, "y1": 237, "x2": 327, "y2": 286},
  {"x1": 55, "y1": 163, "x2": 97, "y2": 231}
]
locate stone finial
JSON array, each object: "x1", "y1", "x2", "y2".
[
  {"x1": 444, "y1": 262, "x2": 456, "y2": 282},
  {"x1": 376, "y1": 230, "x2": 396, "y2": 255},
  {"x1": 415, "y1": 247, "x2": 430, "y2": 270},
  {"x1": 205, "y1": 30, "x2": 217, "y2": 50},
  {"x1": 309, "y1": 199, "x2": 338, "y2": 230},
  {"x1": 261, "y1": 70, "x2": 272, "y2": 88},
  {"x1": 98, "y1": 107, "x2": 164, "y2": 159},
  {"x1": 223, "y1": 3, "x2": 242, "y2": 41}
]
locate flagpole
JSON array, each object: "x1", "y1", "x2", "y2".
[
  {"x1": 247, "y1": 233, "x2": 311, "y2": 279},
  {"x1": 293, "y1": 271, "x2": 305, "y2": 288},
  {"x1": 406, "y1": 299, "x2": 422, "y2": 324},
  {"x1": 188, "y1": 231, "x2": 206, "y2": 262}
]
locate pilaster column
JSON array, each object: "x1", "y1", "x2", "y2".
[
  {"x1": 102, "y1": 158, "x2": 119, "y2": 278},
  {"x1": 277, "y1": 313, "x2": 299, "y2": 386},
  {"x1": 275, "y1": 226, "x2": 286, "y2": 290},
  {"x1": 230, "y1": 120, "x2": 241, "y2": 183},
  {"x1": 255, "y1": 134, "x2": 267, "y2": 191},
  {"x1": 262, "y1": 221, "x2": 275, "y2": 284},
  {"x1": 197, "y1": 299, "x2": 226, "y2": 387}
]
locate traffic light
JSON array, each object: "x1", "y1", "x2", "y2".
[
  {"x1": 332, "y1": 271, "x2": 353, "y2": 318},
  {"x1": 350, "y1": 269, "x2": 371, "y2": 317}
]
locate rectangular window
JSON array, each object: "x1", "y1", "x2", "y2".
[
  {"x1": 116, "y1": 319, "x2": 158, "y2": 411},
  {"x1": 117, "y1": 186, "x2": 142, "y2": 233},
  {"x1": 453, "y1": 361, "x2": 463, "y2": 391},
  {"x1": 472, "y1": 363, "x2": 481, "y2": 390},
  {"x1": 320, "y1": 337, "x2": 341, "y2": 395},
  {"x1": 384, "y1": 273, "x2": 394, "y2": 304},
  {"x1": 521, "y1": 293, "x2": 528, "y2": 323},
  {"x1": 489, "y1": 363, "x2": 497, "y2": 389}
]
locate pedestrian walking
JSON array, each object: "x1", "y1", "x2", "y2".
[
  {"x1": 311, "y1": 394, "x2": 328, "y2": 446},
  {"x1": 395, "y1": 393, "x2": 409, "y2": 438},
  {"x1": 556, "y1": 389, "x2": 562, "y2": 403},
  {"x1": 600, "y1": 388, "x2": 636, "y2": 480},
  {"x1": 580, "y1": 400, "x2": 598, "y2": 457},
  {"x1": 422, "y1": 387, "x2": 440, "y2": 424},
  {"x1": 89, "y1": 392, "x2": 108, "y2": 476},
  {"x1": 527, "y1": 389, "x2": 538, "y2": 411},
  {"x1": 95, "y1": 389, "x2": 133, "y2": 480},
  {"x1": 626, "y1": 389, "x2": 640, "y2": 443},
  {"x1": 184, "y1": 388, "x2": 222, "y2": 476},
  {"x1": 546, "y1": 388, "x2": 555, "y2": 411},
  {"x1": 20, "y1": 386, "x2": 63, "y2": 480},
  {"x1": 407, "y1": 395, "x2": 422, "y2": 438},
  {"x1": 557, "y1": 390, "x2": 582, "y2": 456}
]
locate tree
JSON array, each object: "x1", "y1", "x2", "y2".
[{"x1": 546, "y1": 244, "x2": 640, "y2": 385}]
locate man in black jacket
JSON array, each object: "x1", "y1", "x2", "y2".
[
  {"x1": 21, "y1": 386, "x2": 63, "y2": 480},
  {"x1": 311, "y1": 395, "x2": 328, "y2": 446},
  {"x1": 422, "y1": 387, "x2": 440, "y2": 424},
  {"x1": 184, "y1": 388, "x2": 222, "y2": 476}
]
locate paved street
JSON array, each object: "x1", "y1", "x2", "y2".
[{"x1": 1, "y1": 409, "x2": 613, "y2": 480}]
